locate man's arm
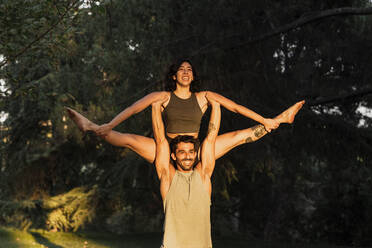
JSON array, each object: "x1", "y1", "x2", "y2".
[
  {"x1": 151, "y1": 101, "x2": 170, "y2": 182},
  {"x1": 200, "y1": 96, "x2": 221, "y2": 178}
]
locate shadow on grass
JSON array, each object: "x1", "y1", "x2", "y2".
[
  {"x1": 75, "y1": 232, "x2": 163, "y2": 248},
  {"x1": 29, "y1": 231, "x2": 63, "y2": 248}
]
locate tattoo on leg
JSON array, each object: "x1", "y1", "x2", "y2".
[
  {"x1": 245, "y1": 137, "x2": 253, "y2": 143},
  {"x1": 251, "y1": 125, "x2": 267, "y2": 138},
  {"x1": 208, "y1": 123, "x2": 216, "y2": 135}
]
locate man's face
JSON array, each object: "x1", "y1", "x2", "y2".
[{"x1": 171, "y1": 142, "x2": 197, "y2": 172}]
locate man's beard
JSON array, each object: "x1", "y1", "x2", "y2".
[{"x1": 177, "y1": 158, "x2": 196, "y2": 171}]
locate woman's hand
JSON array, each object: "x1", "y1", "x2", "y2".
[
  {"x1": 96, "y1": 123, "x2": 114, "y2": 136},
  {"x1": 262, "y1": 118, "x2": 280, "y2": 132}
]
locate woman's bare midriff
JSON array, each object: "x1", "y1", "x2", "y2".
[{"x1": 166, "y1": 132, "x2": 198, "y2": 139}]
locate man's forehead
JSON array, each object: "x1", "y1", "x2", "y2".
[{"x1": 176, "y1": 142, "x2": 195, "y2": 150}]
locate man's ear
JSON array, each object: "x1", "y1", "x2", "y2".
[
  {"x1": 171, "y1": 153, "x2": 176, "y2": 161},
  {"x1": 172, "y1": 75, "x2": 176, "y2": 80}
]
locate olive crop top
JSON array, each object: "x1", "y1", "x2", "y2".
[{"x1": 162, "y1": 92, "x2": 203, "y2": 134}]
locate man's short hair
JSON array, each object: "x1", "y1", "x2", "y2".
[{"x1": 170, "y1": 135, "x2": 200, "y2": 154}]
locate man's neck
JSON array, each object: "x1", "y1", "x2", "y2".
[{"x1": 176, "y1": 168, "x2": 193, "y2": 173}]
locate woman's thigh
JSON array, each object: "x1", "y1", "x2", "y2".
[{"x1": 104, "y1": 131, "x2": 156, "y2": 163}]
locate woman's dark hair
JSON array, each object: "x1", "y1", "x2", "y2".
[
  {"x1": 164, "y1": 58, "x2": 199, "y2": 92},
  {"x1": 170, "y1": 135, "x2": 200, "y2": 155}
]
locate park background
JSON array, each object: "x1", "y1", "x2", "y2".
[{"x1": 1, "y1": 0, "x2": 372, "y2": 247}]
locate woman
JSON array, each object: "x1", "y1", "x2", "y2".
[{"x1": 67, "y1": 59, "x2": 304, "y2": 163}]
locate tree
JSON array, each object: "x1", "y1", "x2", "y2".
[{"x1": 1, "y1": 0, "x2": 372, "y2": 245}]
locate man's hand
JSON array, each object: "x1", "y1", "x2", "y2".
[{"x1": 152, "y1": 94, "x2": 169, "y2": 107}]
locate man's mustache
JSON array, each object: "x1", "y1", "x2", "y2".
[{"x1": 182, "y1": 159, "x2": 194, "y2": 162}]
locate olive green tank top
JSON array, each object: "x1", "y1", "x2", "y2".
[
  {"x1": 163, "y1": 92, "x2": 203, "y2": 134},
  {"x1": 162, "y1": 170, "x2": 212, "y2": 248}
]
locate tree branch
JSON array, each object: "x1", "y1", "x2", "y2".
[
  {"x1": 307, "y1": 87, "x2": 372, "y2": 106},
  {"x1": 238, "y1": 7, "x2": 372, "y2": 46},
  {"x1": 192, "y1": 7, "x2": 372, "y2": 56},
  {"x1": 0, "y1": 0, "x2": 81, "y2": 68}
]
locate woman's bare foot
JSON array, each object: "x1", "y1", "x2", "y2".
[
  {"x1": 275, "y1": 100, "x2": 305, "y2": 124},
  {"x1": 65, "y1": 107, "x2": 98, "y2": 132}
]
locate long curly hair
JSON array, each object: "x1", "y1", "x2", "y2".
[{"x1": 164, "y1": 58, "x2": 200, "y2": 92}]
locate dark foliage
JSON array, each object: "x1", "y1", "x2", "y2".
[{"x1": 1, "y1": 0, "x2": 372, "y2": 246}]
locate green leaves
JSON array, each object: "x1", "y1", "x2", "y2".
[
  {"x1": 0, "y1": 0, "x2": 372, "y2": 244},
  {"x1": 0, "y1": 0, "x2": 87, "y2": 67}
]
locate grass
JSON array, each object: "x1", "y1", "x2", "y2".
[
  {"x1": 0, "y1": 227, "x2": 161, "y2": 248},
  {"x1": 0, "y1": 226, "x2": 353, "y2": 248}
]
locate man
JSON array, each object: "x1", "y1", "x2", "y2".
[
  {"x1": 152, "y1": 96, "x2": 219, "y2": 248},
  {"x1": 152, "y1": 95, "x2": 273, "y2": 248}
]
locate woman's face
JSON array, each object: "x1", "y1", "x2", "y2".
[{"x1": 174, "y1": 61, "x2": 194, "y2": 86}]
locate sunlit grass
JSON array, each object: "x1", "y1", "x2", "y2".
[
  {"x1": 0, "y1": 226, "x2": 352, "y2": 248},
  {"x1": 0, "y1": 227, "x2": 161, "y2": 248}
]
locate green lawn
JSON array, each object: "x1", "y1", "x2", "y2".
[
  {"x1": 0, "y1": 228, "x2": 159, "y2": 248},
  {"x1": 0, "y1": 227, "x2": 351, "y2": 248}
]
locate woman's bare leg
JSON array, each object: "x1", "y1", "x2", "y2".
[
  {"x1": 66, "y1": 108, "x2": 156, "y2": 163},
  {"x1": 275, "y1": 100, "x2": 305, "y2": 124},
  {"x1": 215, "y1": 100, "x2": 304, "y2": 159},
  {"x1": 215, "y1": 125, "x2": 267, "y2": 159},
  {"x1": 104, "y1": 131, "x2": 156, "y2": 163}
]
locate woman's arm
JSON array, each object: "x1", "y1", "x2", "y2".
[
  {"x1": 203, "y1": 91, "x2": 279, "y2": 132},
  {"x1": 96, "y1": 91, "x2": 169, "y2": 136}
]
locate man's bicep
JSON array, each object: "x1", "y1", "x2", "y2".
[
  {"x1": 200, "y1": 139, "x2": 216, "y2": 177},
  {"x1": 155, "y1": 140, "x2": 171, "y2": 180}
]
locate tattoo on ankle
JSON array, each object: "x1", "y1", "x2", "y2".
[
  {"x1": 252, "y1": 125, "x2": 267, "y2": 138},
  {"x1": 208, "y1": 123, "x2": 216, "y2": 135},
  {"x1": 245, "y1": 137, "x2": 253, "y2": 143}
]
